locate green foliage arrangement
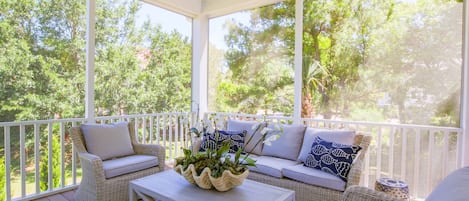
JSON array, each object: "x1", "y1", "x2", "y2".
[
  {"x1": 175, "y1": 141, "x2": 255, "y2": 178},
  {"x1": 175, "y1": 119, "x2": 282, "y2": 178}
]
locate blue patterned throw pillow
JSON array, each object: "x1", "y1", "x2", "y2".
[
  {"x1": 304, "y1": 136, "x2": 362, "y2": 181},
  {"x1": 199, "y1": 130, "x2": 246, "y2": 153}
]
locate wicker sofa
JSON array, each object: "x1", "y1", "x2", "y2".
[
  {"x1": 70, "y1": 122, "x2": 165, "y2": 201},
  {"x1": 193, "y1": 119, "x2": 372, "y2": 201}
]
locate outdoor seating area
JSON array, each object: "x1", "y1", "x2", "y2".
[
  {"x1": 69, "y1": 122, "x2": 165, "y2": 201},
  {"x1": 34, "y1": 117, "x2": 372, "y2": 201},
  {"x1": 1, "y1": 0, "x2": 469, "y2": 201},
  {"x1": 191, "y1": 119, "x2": 372, "y2": 201}
]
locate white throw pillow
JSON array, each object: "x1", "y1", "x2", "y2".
[
  {"x1": 227, "y1": 119, "x2": 266, "y2": 155},
  {"x1": 297, "y1": 127, "x2": 356, "y2": 162},
  {"x1": 80, "y1": 122, "x2": 135, "y2": 160},
  {"x1": 262, "y1": 124, "x2": 306, "y2": 160}
]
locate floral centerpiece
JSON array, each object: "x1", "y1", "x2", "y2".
[{"x1": 174, "y1": 116, "x2": 281, "y2": 191}]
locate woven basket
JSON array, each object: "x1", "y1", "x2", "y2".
[{"x1": 174, "y1": 164, "x2": 249, "y2": 191}]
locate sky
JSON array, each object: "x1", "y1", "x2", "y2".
[{"x1": 136, "y1": 2, "x2": 251, "y2": 50}]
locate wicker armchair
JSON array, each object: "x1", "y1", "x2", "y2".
[{"x1": 70, "y1": 122, "x2": 165, "y2": 201}]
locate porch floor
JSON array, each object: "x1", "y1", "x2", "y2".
[{"x1": 33, "y1": 190, "x2": 75, "y2": 201}]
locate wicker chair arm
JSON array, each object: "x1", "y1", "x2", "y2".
[
  {"x1": 346, "y1": 158, "x2": 363, "y2": 187},
  {"x1": 133, "y1": 144, "x2": 166, "y2": 167},
  {"x1": 342, "y1": 186, "x2": 403, "y2": 201},
  {"x1": 78, "y1": 152, "x2": 106, "y2": 183}
]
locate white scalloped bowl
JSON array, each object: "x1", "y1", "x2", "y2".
[{"x1": 174, "y1": 164, "x2": 249, "y2": 191}]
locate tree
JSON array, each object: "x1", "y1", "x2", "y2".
[
  {"x1": 39, "y1": 133, "x2": 61, "y2": 191},
  {"x1": 222, "y1": 0, "x2": 384, "y2": 118},
  {"x1": 221, "y1": 3, "x2": 295, "y2": 115},
  {"x1": 363, "y1": 0, "x2": 462, "y2": 125},
  {"x1": 0, "y1": 156, "x2": 5, "y2": 201}
]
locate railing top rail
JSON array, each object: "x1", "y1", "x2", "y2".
[
  {"x1": 0, "y1": 118, "x2": 86, "y2": 127},
  {"x1": 95, "y1": 112, "x2": 194, "y2": 120},
  {"x1": 0, "y1": 112, "x2": 461, "y2": 133},
  {"x1": 302, "y1": 118, "x2": 462, "y2": 132},
  {"x1": 206, "y1": 112, "x2": 462, "y2": 132},
  {"x1": 0, "y1": 112, "x2": 195, "y2": 127}
]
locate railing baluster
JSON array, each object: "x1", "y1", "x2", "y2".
[
  {"x1": 135, "y1": 118, "x2": 140, "y2": 143},
  {"x1": 376, "y1": 126, "x2": 382, "y2": 179},
  {"x1": 157, "y1": 115, "x2": 161, "y2": 145},
  {"x1": 442, "y1": 131, "x2": 449, "y2": 177},
  {"x1": 175, "y1": 115, "x2": 180, "y2": 157},
  {"x1": 143, "y1": 117, "x2": 147, "y2": 144},
  {"x1": 413, "y1": 129, "x2": 421, "y2": 198},
  {"x1": 48, "y1": 123, "x2": 53, "y2": 191},
  {"x1": 20, "y1": 124, "x2": 26, "y2": 197},
  {"x1": 5, "y1": 126, "x2": 11, "y2": 201},
  {"x1": 34, "y1": 124, "x2": 40, "y2": 194},
  {"x1": 389, "y1": 126, "x2": 395, "y2": 178},
  {"x1": 163, "y1": 115, "x2": 167, "y2": 156},
  {"x1": 456, "y1": 131, "x2": 463, "y2": 168},
  {"x1": 401, "y1": 127, "x2": 407, "y2": 180},
  {"x1": 169, "y1": 114, "x2": 173, "y2": 160},
  {"x1": 180, "y1": 115, "x2": 184, "y2": 150},
  {"x1": 427, "y1": 130, "x2": 435, "y2": 195},
  {"x1": 71, "y1": 122, "x2": 77, "y2": 185},
  {"x1": 150, "y1": 116, "x2": 154, "y2": 144},
  {"x1": 60, "y1": 122, "x2": 65, "y2": 188}
]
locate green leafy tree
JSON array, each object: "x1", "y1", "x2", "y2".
[
  {"x1": 0, "y1": 156, "x2": 5, "y2": 201},
  {"x1": 222, "y1": 0, "x2": 382, "y2": 118},
  {"x1": 93, "y1": 1, "x2": 192, "y2": 115},
  {"x1": 363, "y1": 0, "x2": 462, "y2": 125}
]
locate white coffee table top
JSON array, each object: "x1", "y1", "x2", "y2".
[{"x1": 129, "y1": 170, "x2": 295, "y2": 201}]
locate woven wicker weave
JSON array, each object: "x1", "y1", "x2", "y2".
[
  {"x1": 70, "y1": 122, "x2": 165, "y2": 201},
  {"x1": 174, "y1": 164, "x2": 249, "y2": 191}
]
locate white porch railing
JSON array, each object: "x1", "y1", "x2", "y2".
[
  {"x1": 0, "y1": 112, "x2": 196, "y2": 201},
  {"x1": 0, "y1": 112, "x2": 463, "y2": 200}
]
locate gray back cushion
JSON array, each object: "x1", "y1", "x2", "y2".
[
  {"x1": 81, "y1": 122, "x2": 135, "y2": 160},
  {"x1": 227, "y1": 119, "x2": 266, "y2": 155},
  {"x1": 297, "y1": 127, "x2": 355, "y2": 162},
  {"x1": 262, "y1": 124, "x2": 306, "y2": 160}
]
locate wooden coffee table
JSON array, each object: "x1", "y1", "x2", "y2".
[{"x1": 129, "y1": 170, "x2": 295, "y2": 201}]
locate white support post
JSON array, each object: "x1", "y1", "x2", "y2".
[
  {"x1": 461, "y1": 0, "x2": 469, "y2": 167},
  {"x1": 85, "y1": 0, "x2": 96, "y2": 123},
  {"x1": 192, "y1": 15, "x2": 209, "y2": 118},
  {"x1": 293, "y1": 0, "x2": 303, "y2": 124}
]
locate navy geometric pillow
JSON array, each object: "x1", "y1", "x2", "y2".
[
  {"x1": 304, "y1": 136, "x2": 362, "y2": 181},
  {"x1": 199, "y1": 130, "x2": 246, "y2": 153}
]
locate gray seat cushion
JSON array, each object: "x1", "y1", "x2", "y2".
[
  {"x1": 262, "y1": 124, "x2": 306, "y2": 160},
  {"x1": 81, "y1": 122, "x2": 134, "y2": 160},
  {"x1": 102, "y1": 155, "x2": 159, "y2": 179},
  {"x1": 426, "y1": 166, "x2": 469, "y2": 201},
  {"x1": 297, "y1": 128, "x2": 355, "y2": 162},
  {"x1": 248, "y1": 156, "x2": 299, "y2": 178},
  {"x1": 227, "y1": 120, "x2": 267, "y2": 155},
  {"x1": 283, "y1": 164, "x2": 346, "y2": 191}
]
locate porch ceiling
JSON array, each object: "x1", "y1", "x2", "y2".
[{"x1": 143, "y1": 0, "x2": 284, "y2": 18}]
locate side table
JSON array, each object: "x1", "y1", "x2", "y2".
[{"x1": 375, "y1": 178, "x2": 409, "y2": 200}]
